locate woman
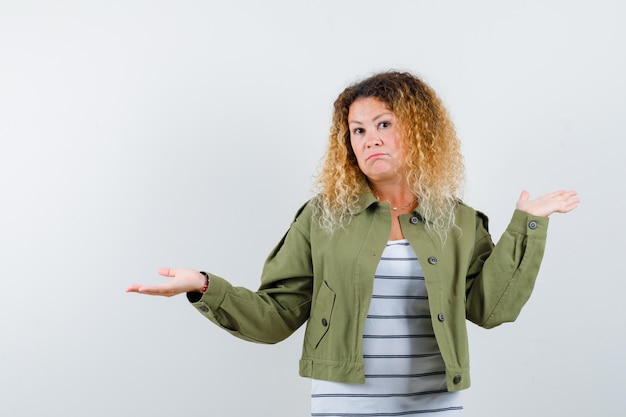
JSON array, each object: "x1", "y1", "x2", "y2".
[{"x1": 127, "y1": 71, "x2": 579, "y2": 416}]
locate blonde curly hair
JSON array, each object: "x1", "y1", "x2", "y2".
[{"x1": 313, "y1": 71, "x2": 465, "y2": 237}]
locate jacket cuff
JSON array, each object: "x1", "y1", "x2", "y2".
[
  {"x1": 186, "y1": 273, "x2": 229, "y2": 314},
  {"x1": 507, "y1": 209, "x2": 549, "y2": 238}
]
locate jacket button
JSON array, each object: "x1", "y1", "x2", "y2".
[
  {"x1": 428, "y1": 256, "x2": 438, "y2": 265},
  {"x1": 410, "y1": 216, "x2": 420, "y2": 224},
  {"x1": 528, "y1": 220, "x2": 538, "y2": 230},
  {"x1": 321, "y1": 318, "x2": 328, "y2": 327},
  {"x1": 453, "y1": 375, "x2": 462, "y2": 384},
  {"x1": 437, "y1": 313, "x2": 445, "y2": 322},
  {"x1": 198, "y1": 306, "x2": 209, "y2": 313}
]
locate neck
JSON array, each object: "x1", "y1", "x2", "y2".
[{"x1": 370, "y1": 184, "x2": 417, "y2": 212}]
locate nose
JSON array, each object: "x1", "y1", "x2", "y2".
[{"x1": 366, "y1": 132, "x2": 382, "y2": 148}]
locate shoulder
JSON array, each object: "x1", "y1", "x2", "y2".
[
  {"x1": 455, "y1": 200, "x2": 490, "y2": 232},
  {"x1": 288, "y1": 197, "x2": 318, "y2": 233},
  {"x1": 292, "y1": 197, "x2": 318, "y2": 220}
]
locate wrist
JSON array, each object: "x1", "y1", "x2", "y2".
[{"x1": 199, "y1": 271, "x2": 209, "y2": 293}]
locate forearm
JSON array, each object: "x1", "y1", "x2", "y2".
[
  {"x1": 188, "y1": 273, "x2": 312, "y2": 343},
  {"x1": 466, "y1": 209, "x2": 549, "y2": 328}
]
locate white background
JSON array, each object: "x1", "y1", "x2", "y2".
[{"x1": 1, "y1": 1, "x2": 624, "y2": 416}]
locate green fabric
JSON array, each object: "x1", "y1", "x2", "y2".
[{"x1": 189, "y1": 193, "x2": 548, "y2": 391}]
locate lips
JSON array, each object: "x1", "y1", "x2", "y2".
[{"x1": 366, "y1": 153, "x2": 386, "y2": 161}]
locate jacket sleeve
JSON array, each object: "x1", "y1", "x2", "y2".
[
  {"x1": 465, "y1": 209, "x2": 549, "y2": 328},
  {"x1": 187, "y1": 203, "x2": 314, "y2": 344}
]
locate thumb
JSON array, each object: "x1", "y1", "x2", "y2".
[
  {"x1": 518, "y1": 190, "x2": 530, "y2": 202},
  {"x1": 158, "y1": 267, "x2": 176, "y2": 278}
]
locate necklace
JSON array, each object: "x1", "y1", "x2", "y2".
[{"x1": 374, "y1": 194, "x2": 418, "y2": 212}]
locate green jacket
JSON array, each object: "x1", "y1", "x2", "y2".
[{"x1": 189, "y1": 193, "x2": 548, "y2": 391}]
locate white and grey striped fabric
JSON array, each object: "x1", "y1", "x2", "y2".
[{"x1": 310, "y1": 240, "x2": 463, "y2": 417}]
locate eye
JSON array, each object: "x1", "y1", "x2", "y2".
[
  {"x1": 352, "y1": 127, "x2": 364, "y2": 135},
  {"x1": 378, "y1": 121, "x2": 390, "y2": 129}
]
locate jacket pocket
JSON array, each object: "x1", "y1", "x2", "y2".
[
  {"x1": 512, "y1": 235, "x2": 536, "y2": 278},
  {"x1": 307, "y1": 281, "x2": 336, "y2": 349}
]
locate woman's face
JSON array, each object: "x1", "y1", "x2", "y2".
[{"x1": 348, "y1": 97, "x2": 405, "y2": 185}]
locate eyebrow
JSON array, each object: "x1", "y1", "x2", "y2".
[{"x1": 348, "y1": 112, "x2": 394, "y2": 126}]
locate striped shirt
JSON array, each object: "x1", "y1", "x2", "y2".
[{"x1": 310, "y1": 240, "x2": 464, "y2": 416}]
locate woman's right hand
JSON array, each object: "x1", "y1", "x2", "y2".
[
  {"x1": 515, "y1": 190, "x2": 579, "y2": 217},
  {"x1": 126, "y1": 268, "x2": 206, "y2": 297}
]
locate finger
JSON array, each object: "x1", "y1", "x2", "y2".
[
  {"x1": 518, "y1": 190, "x2": 530, "y2": 202},
  {"x1": 556, "y1": 197, "x2": 579, "y2": 212},
  {"x1": 556, "y1": 193, "x2": 579, "y2": 208},
  {"x1": 555, "y1": 190, "x2": 576, "y2": 200},
  {"x1": 564, "y1": 200, "x2": 580, "y2": 211},
  {"x1": 125, "y1": 285, "x2": 165, "y2": 295},
  {"x1": 135, "y1": 285, "x2": 175, "y2": 297}
]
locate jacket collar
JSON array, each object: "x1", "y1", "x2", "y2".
[
  {"x1": 355, "y1": 192, "x2": 379, "y2": 214},
  {"x1": 355, "y1": 192, "x2": 429, "y2": 224}
]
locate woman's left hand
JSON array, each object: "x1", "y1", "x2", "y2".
[
  {"x1": 516, "y1": 190, "x2": 579, "y2": 217},
  {"x1": 126, "y1": 268, "x2": 206, "y2": 297}
]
